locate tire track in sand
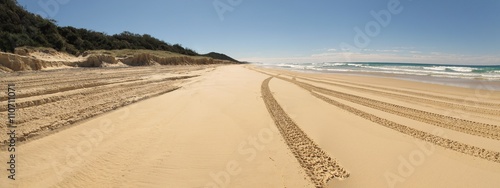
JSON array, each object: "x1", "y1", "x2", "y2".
[
  {"x1": 295, "y1": 76, "x2": 500, "y2": 117},
  {"x1": 283, "y1": 77, "x2": 500, "y2": 140},
  {"x1": 300, "y1": 75, "x2": 500, "y2": 109},
  {"x1": 248, "y1": 67, "x2": 500, "y2": 139},
  {"x1": 276, "y1": 76, "x2": 500, "y2": 163},
  {"x1": 261, "y1": 77, "x2": 349, "y2": 187},
  {"x1": 0, "y1": 66, "x2": 206, "y2": 145}
]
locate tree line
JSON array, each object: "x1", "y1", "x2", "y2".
[{"x1": 0, "y1": 0, "x2": 198, "y2": 56}]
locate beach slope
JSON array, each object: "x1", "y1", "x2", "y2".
[{"x1": 1, "y1": 65, "x2": 499, "y2": 187}]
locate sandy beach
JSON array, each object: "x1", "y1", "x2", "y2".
[{"x1": 1, "y1": 64, "x2": 500, "y2": 188}]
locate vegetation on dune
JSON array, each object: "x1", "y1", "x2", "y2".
[
  {"x1": 0, "y1": 0, "x2": 239, "y2": 62},
  {"x1": 202, "y1": 52, "x2": 239, "y2": 62},
  {"x1": 83, "y1": 49, "x2": 206, "y2": 59}
]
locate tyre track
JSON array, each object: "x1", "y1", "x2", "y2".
[
  {"x1": 247, "y1": 67, "x2": 500, "y2": 163},
  {"x1": 248, "y1": 67, "x2": 500, "y2": 139},
  {"x1": 0, "y1": 66, "x2": 207, "y2": 145},
  {"x1": 6, "y1": 81, "x2": 161, "y2": 125},
  {"x1": 271, "y1": 76, "x2": 500, "y2": 163},
  {"x1": 261, "y1": 77, "x2": 349, "y2": 187},
  {"x1": 0, "y1": 69, "x2": 174, "y2": 98},
  {"x1": 291, "y1": 74, "x2": 500, "y2": 109},
  {"x1": 295, "y1": 76, "x2": 500, "y2": 117},
  {"x1": 281, "y1": 77, "x2": 500, "y2": 140},
  {"x1": 1, "y1": 82, "x2": 180, "y2": 144},
  {"x1": 0, "y1": 75, "x2": 197, "y2": 112}
]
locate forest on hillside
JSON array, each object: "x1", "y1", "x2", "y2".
[{"x1": 0, "y1": 0, "x2": 236, "y2": 60}]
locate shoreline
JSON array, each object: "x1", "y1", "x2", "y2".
[{"x1": 258, "y1": 64, "x2": 500, "y2": 91}]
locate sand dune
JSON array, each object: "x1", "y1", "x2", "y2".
[
  {"x1": 1, "y1": 65, "x2": 499, "y2": 187},
  {"x1": 0, "y1": 49, "x2": 235, "y2": 72}
]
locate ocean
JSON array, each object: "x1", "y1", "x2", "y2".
[{"x1": 258, "y1": 62, "x2": 500, "y2": 90}]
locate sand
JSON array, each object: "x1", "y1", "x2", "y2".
[
  {"x1": 1, "y1": 65, "x2": 499, "y2": 187},
  {"x1": 0, "y1": 49, "x2": 234, "y2": 72}
]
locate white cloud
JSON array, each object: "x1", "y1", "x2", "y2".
[
  {"x1": 376, "y1": 49, "x2": 401, "y2": 53},
  {"x1": 327, "y1": 48, "x2": 337, "y2": 52},
  {"x1": 392, "y1": 46, "x2": 415, "y2": 50},
  {"x1": 240, "y1": 50, "x2": 500, "y2": 65}
]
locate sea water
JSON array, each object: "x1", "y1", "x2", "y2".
[{"x1": 258, "y1": 62, "x2": 500, "y2": 90}]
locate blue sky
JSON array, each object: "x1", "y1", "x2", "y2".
[{"x1": 18, "y1": 0, "x2": 500, "y2": 64}]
